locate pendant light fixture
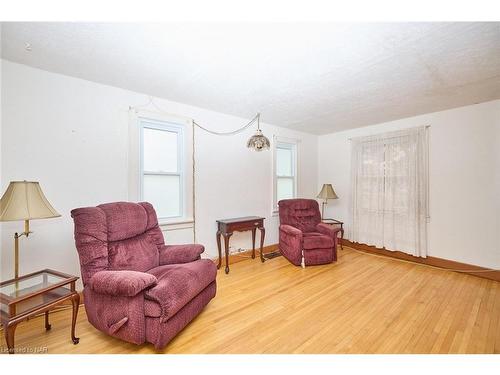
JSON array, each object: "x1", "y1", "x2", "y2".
[{"x1": 246, "y1": 113, "x2": 270, "y2": 151}]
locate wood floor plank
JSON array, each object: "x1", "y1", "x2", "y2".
[{"x1": 1, "y1": 247, "x2": 499, "y2": 354}]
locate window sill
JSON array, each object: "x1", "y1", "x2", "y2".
[{"x1": 159, "y1": 218, "x2": 194, "y2": 231}]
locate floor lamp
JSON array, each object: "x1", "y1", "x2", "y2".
[
  {"x1": 316, "y1": 183, "x2": 338, "y2": 219},
  {"x1": 0, "y1": 181, "x2": 60, "y2": 279}
]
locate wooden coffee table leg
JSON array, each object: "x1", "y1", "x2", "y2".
[
  {"x1": 45, "y1": 311, "x2": 51, "y2": 330},
  {"x1": 251, "y1": 228, "x2": 256, "y2": 259},
  {"x1": 223, "y1": 232, "x2": 232, "y2": 274},
  {"x1": 5, "y1": 322, "x2": 18, "y2": 354},
  {"x1": 216, "y1": 230, "x2": 222, "y2": 269},
  {"x1": 259, "y1": 226, "x2": 266, "y2": 263},
  {"x1": 70, "y1": 293, "x2": 80, "y2": 344}
]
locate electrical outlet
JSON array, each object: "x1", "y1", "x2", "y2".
[{"x1": 229, "y1": 247, "x2": 246, "y2": 255}]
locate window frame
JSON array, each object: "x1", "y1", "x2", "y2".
[
  {"x1": 139, "y1": 117, "x2": 185, "y2": 221},
  {"x1": 273, "y1": 138, "x2": 298, "y2": 213}
]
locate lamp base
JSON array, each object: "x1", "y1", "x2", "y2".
[
  {"x1": 321, "y1": 201, "x2": 327, "y2": 220},
  {"x1": 14, "y1": 220, "x2": 31, "y2": 279}
]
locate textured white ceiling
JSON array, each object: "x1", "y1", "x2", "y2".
[{"x1": 1, "y1": 22, "x2": 499, "y2": 134}]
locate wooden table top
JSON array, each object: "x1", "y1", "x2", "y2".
[{"x1": 216, "y1": 216, "x2": 264, "y2": 224}]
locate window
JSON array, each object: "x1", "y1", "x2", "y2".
[
  {"x1": 140, "y1": 118, "x2": 184, "y2": 220},
  {"x1": 350, "y1": 127, "x2": 429, "y2": 257},
  {"x1": 273, "y1": 140, "x2": 297, "y2": 211}
]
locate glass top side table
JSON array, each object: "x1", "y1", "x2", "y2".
[
  {"x1": 0, "y1": 269, "x2": 80, "y2": 354},
  {"x1": 321, "y1": 218, "x2": 344, "y2": 249}
]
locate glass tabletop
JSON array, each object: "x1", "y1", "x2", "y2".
[{"x1": 0, "y1": 271, "x2": 69, "y2": 299}]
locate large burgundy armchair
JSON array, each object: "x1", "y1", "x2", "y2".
[
  {"x1": 278, "y1": 199, "x2": 341, "y2": 267},
  {"x1": 71, "y1": 202, "x2": 217, "y2": 349}
]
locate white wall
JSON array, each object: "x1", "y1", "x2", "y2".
[
  {"x1": 0, "y1": 61, "x2": 318, "y2": 285},
  {"x1": 3, "y1": 58, "x2": 497, "y2": 285},
  {"x1": 318, "y1": 100, "x2": 500, "y2": 269}
]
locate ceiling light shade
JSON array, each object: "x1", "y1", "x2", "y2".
[
  {"x1": 0, "y1": 181, "x2": 60, "y2": 221},
  {"x1": 247, "y1": 129, "x2": 270, "y2": 151},
  {"x1": 246, "y1": 113, "x2": 270, "y2": 151}
]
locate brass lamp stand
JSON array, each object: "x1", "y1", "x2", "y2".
[{"x1": 13, "y1": 220, "x2": 33, "y2": 279}]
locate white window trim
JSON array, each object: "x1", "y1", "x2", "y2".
[
  {"x1": 140, "y1": 118, "x2": 185, "y2": 221},
  {"x1": 272, "y1": 136, "x2": 299, "y2": 215},
  {"x1": 128, "y1": 109, "x2": 194, "y2": 227}
]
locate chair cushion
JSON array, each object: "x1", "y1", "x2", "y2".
[
  {"x1": 159, "y1": 244, "x2": 204, "y2": 265},
  {"x1": 98, "y1": 202, "x2": 148, "y2": 242},
  {"x1": 108, "y1": 234, "x2": 159, "y2": 272},
  {"x1": 144, "y1": 259, "x2": 217, "y2": 321},
  {"x1": 303, "y1": 232, "x2": 334, "y2": 250},
  {"x1": 88, "y1": 270, "x2": 157, "y2": 297},
  {"x1": 278, "y1": 199, "x2": 321, "y2": 233}
]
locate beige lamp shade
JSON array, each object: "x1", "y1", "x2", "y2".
[
  {"x1": 0, "y1": 181, "x2": 60, "y2": 222},
  {"x1": 317, "y1": 184, "x2": 339, "y2": 200}
]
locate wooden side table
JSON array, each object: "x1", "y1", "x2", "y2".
[
  {"x1": 0, "y1": 269, "x2": 80, "y2": 354},
  {"x1": 216, "y1": 216, "x2": 265, "y2": 274},
  {"x1": 322, "y1": 218, "x2": 344, "y2": 249}
]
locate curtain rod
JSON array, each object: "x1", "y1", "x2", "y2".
[{"x1": 348, "y1": 125, "x2": 431, "y2": 141}]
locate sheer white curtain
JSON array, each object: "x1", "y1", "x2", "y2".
[{"x1": 350, "y1": 127, "x2": 429, "y2": 257}]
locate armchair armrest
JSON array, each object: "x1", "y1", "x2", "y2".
[
  {"x1": 316, "y1": 223, "x2": 342, "y2": 238},
  {"x1": 88, "y1": 270, "x2": 157, "y2": 297},
  {"x1": 159, "y1": 244, "x2": 205, "y2": 265},
  {"x1": 280, "y1": 224, "x2": 303, "y2": 246},
  {"x1": 279, "y1": 224, "x2": 303, "y2": 238}
]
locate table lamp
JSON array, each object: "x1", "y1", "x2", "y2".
[
  {"x1": 0, "y1": 181, "x2": 60, "y2": 279},
  {"x1": 316, "y1": 183, "x2": 338, "y2": 219}
]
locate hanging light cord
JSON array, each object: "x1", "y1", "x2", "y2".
[
  {"x1": 130, "y1": 95, "x2": 260, "y2": 136},
  {"x1": 192, "y1": 113, "x2": 259, "y2": 136}
]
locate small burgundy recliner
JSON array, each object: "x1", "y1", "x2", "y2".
[
  {"x1": 71, "y1": 201, "x2": 217, "y2": 349},
  {"x1": 278, "y1": 199, "x2": 341, "y2": 267}
]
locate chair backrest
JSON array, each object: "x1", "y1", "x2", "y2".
[
  {"x1": 71, "y1": 202, "x2": 164, "y2": 285},
  {"x1": 278, "y1": 199, "x2": 321, "y2": 233}
]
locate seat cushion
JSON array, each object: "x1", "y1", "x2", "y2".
[
  {"x1": 144, "y1": 259, "x2": 217, "y2": 321},
  {"x1": 303, "y1": 232, "x2": 334, "y2": 250},
  {"x1": 108, "y1": 234, "x2": 159, "y2": 272}
]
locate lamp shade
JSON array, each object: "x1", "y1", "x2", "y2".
[
  {"x1": 316, "y1": 184, "x2": 339, "y2": 200},
  {"x1": 0, "y1": 181, "x2": 60, "y2": 222}
]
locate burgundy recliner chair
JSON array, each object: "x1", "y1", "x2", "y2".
[
  {"x1": 71, "y1": 201, "x2": 217, "y2": 349},
  {"x1": 278, "y1": 199, "x2": 341, "y2": 267}
]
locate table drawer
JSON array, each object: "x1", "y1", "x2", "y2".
[{"x1": 223, "y1": 220, "x2": 263, "y2": 232}]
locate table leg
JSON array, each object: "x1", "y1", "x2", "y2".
[
  {"x1": 45, "y1": 311, "x2": 51, "y2": 330},
  {"x1": 4, "y1": 322, "x2": 18, "y2": 354},
  {"x1": 223, "y1": 232, "x2": 232, "y2": 274},
  {"x1": 251, "y1": 228, "x2": 256, "y2": 259},
  {"x1": 71, "y1": 293, "x2": 80, "y2": 344},
  {"x1": 340, "y1": 227, "x2": 344, "y2": 250},
  {"x1": 216, "y1": 230, "x2": 222, "y2": 269},
  {"x1": 258, "y1": 226, "x2": 265, "y2": 263}
]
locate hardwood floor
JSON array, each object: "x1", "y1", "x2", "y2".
[{"x1": 2, "y1": 247, "x2": 499, "y2": 354}]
